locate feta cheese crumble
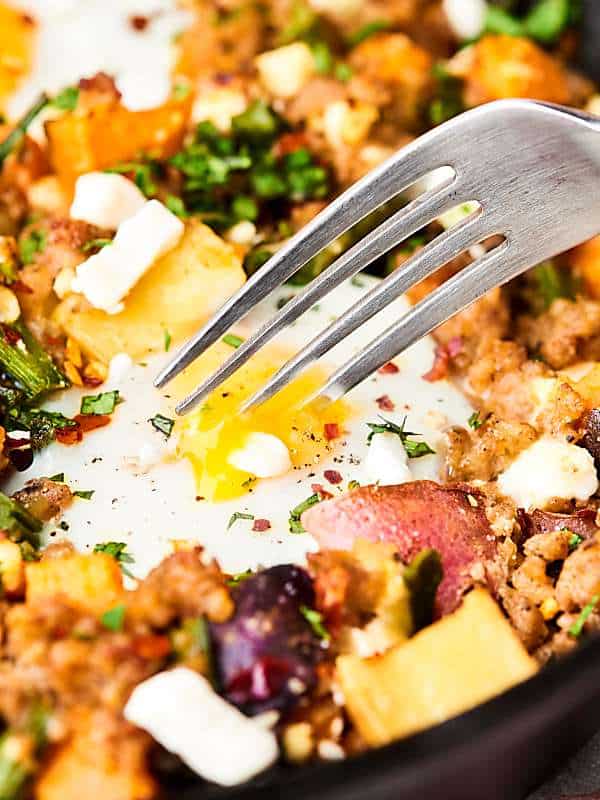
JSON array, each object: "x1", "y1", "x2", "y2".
[
  {"x1": 497, "y1": 437, "x2": 598, "y2": 510},
  {"x1": 70, "y1": 172, "x2": 147, "y2": 230},
  {"x1": 228, "y1": 432, "x2": 292, "y2": 478},
  {"x1": 124, "y1": 668, "x2": 279, "y2": 786},
  {"x1": 364, "y1": 432, "x2": 413, "y2": 486},
  {"x1": 72, "y1": 200, "x2": 184, "y2": 314}
]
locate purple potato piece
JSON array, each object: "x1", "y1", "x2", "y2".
[
  {"x1": 580, "y1": 408, "x2": 600, "y2": 471},
  {"x1": 518, "y1": 507, "x2": 598, "y2": 540},
  {"x1": 210, "y1": 565, "x2": 323, "y2": 715}
]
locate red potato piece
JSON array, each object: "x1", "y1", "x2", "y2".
[{"x1": 301, "y1": 480, "x2": 499, "y2": 616}]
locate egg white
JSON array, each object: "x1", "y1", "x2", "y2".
[{"x1": 6, "y1": 277, "x2": 473, "y2": 578}]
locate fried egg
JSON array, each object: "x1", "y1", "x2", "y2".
[{"x1": 6, "y1": 277, "x2": 472, "y2": 578}]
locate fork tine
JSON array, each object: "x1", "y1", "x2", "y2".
[
  {"x1": 312, "y1": 239, "x2": 516, "y2": 405},
  {"x1": 174, "y1": 179, "x2": 460, "y2": 414},
  {"x1": 155, "y1": 128, "x2": 456, "y2": 389},
  {"x1": 239, "y1": 211, "x2": 485, "y2": 413}
]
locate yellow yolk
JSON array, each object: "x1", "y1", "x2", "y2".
[
  {"x1": 173, "y1": 341, "x2": 350, "y2": 501},
  {"x1": 0, "y1": 4, "x2": 34, "y2": 110}
]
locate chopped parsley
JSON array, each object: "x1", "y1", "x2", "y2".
[
  {"x1": 101, "y1": 603, "x2": 126, "y2": 632},
  {"x1": 468, "y1": 411, "x2": 484, "y2": 430},
  {"x1": 533, "y1": 261, "x2": 577, "y2": 311},
  {"x1": 0, "y1": 492, "x2": 42, "y2": 542},
  {"x1": 484, "y1": 0, "x2": 576, "y2": 43},
  {"x1": 106, "y1": 161, "x2": 158, "y2": 197},
  {"x1": 227, "y1": 511, "x2": 254, "y2": 530},
  {"x1": 49, "y1": 473, "x2": 64, "y2": 482},
  {"x1": 172, "y1": 82, "x2": 191, "y2": 100},
  {"x1": 569, "y1": 594, "x2": 599, "y2": 638},
  {"x1": 289, "y1": 493, "x2": 321, "y2": 534},
  {"x1": 300, "y1": 604, "x2": 330, "y2": 640},
  {"x1": 366, "y1": 416, "x2": 435, "y2": 458},
  {"x1": 9, "y1": 408, "x2": 77, "y2": 450},
  {"x1": 163, "y1": 329, "x2": 172, "y2": 352},
  {"x1": 348, "y1": 479, "x2": 360, "y2": 491},
  {"x1": 80, "y1": 390, "x2": 120, "y2": 416},
  {"x1": 94, "y1": 541, "x2": 136, "y2": 578},
  {"x1": 334, "y1": 62, "x2": 353, "y2": 82},
  {"x1": 227, "y1": 569, "x2": 253, "y2": 587},
  {"x1": 0, "y1": 93, "x2": 49, "y2": 167},
  {"x1": 347, "y1": 19, "x2": 391, "y2": 47},
  {"x1": 222, "y1": 333, "x2": 244, "y2": 348},
  {"x1": 51, "y1": 86, "x2": 79, "y2": 111},
  {"x1": 82, "y1": 237, "x2": 112, "y2": 253},
  {"x1": 73, "y1": 489, "x2": 94, "y2": 500},
  {"x1": 149, "y1": 414, "x2": 174, "y2": 438},
  {"x1": 165, "y1": 194, "x2": 187, "y2": 218},
  {"x1": 568, "y1": 532, "x2": 584, "y2": 551},
  {"x1": 18, "y1": 230, "x2": 47, "y2": 265}
]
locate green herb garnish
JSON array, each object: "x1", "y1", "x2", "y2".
[
  {"x1": 289, "y1": 493, "x2": 321, "y2": 534},
  {"x1": 348, "y1": 479, "x2": 360, "y2": 491},
  {"x1": 93, "y1": 541, "x2": 136, "y2": 578},
  {"x1": 18, "y1": 229, "x2": 47, "y2": 265},
  {"x1": 163, "y1": 329, "x2": 172, "y2": 352},
  {"x1": 403, "y1": 548, "x2": 443, "y2": 631},
  {"x1": 52, "y1": 86, "x2": 79, "y2": 111},
  {"x1": 366, "y1": 416, "x2": 435, "y2": 458},
  {"x1": 82, "y1": 237, "x2": 112, "y2": 252},
  {"x1": 569, "y1": 594, "x2": 600, "y2": 638},
  {"x1": 150, "y1": 413, "x2": 174, "y2": 438},
  {"x1": 0, "y1": 93, "x2": 49, "y2": 168},
  {"x1": 347, "y1": 19, "x2": 391, "y2": 46},
  {"x1": 300, "y1": 604, "x2": 330, "y2": 640},
  {"x1": 11, "y1": 408, "x2": 77, "y2": 450},
  {"x1": 524, "y1": 0, "x2": 571, "y2": 42},
  {"x1": 165, "y1": 194, "x2": 187, "y2": 218},
  {"x1": 101, "y1": 603, "x2": 126, "y2": 632},
  {"x1": 106, "y1": 160, "x2": 158, "y2": 197},
  {"x1": 80, "y1": 390, "x2": 120, "y2": 416},
  {"x1": 0, "y1": 492, "x2": 42, "y2": 542},
  {"x1": 533, "y1": 261, "x2": 577, "y2": 310},
  {"x1": 49, "y1": 473, "x2": 64, "y2": 482},
  {"x1": 468, "y1": 411, "x2": 484, "y2": 430},
  {"x1": 74, "y1": 489, "x2": 94, "y2": 500},
  {"x1": 227, "y1": 511, "x2": 254, "y2": 530},
  {"x1": 568, "y1": 532, "x2": 584, "y2": 551},
  {"x1": 222, "y1": 333, "x2": 244, "y2": 348},
  {"x1": 0, "y1": 320, "x2": 68, "y2": 399},
  {"x1": 227, "y1": 569, "x2": 253, "y2": 587}
]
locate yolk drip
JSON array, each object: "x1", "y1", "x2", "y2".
[
  {"x1": 173, "y1": 341, "x2": 350, "y2": 501},
  {"x1": 0, "y1": 4, "x2": 34, "y2": 110}
]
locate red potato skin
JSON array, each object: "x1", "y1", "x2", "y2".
[{"x1": 301, "y1": 480, "x2": 499, "y2": 616}]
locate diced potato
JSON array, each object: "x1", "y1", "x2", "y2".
[
  {"x1": 337, "y1": 589, "x2": 537, "y2": 747},
  {"x1": 255, "y1": 43, "x2": 315, "y2": 99},
  {"x1": 26, "y1": 553, "x2": 124, "y2": 616},
  {"x1": 0, "y1": 4, "x2": 34, "y2": 108},
  {"x1": 46, "y1": 95, "x2": 192, "y2": 191},
  {"x1": 53, "y1": 220, "x2": 246, "y2": 363},
  {"x1": 35, "y1": 725, "x2": 155, "y2": 800},
  {"x1": 568, "y1": 236, "x2": 600, "y2": 299},
  {"x1": 0, "y1": 537, "x2": 24, "y2": 594},
  {"x1": 573, "y1": 364, "x2": 600, "y2": 407}
]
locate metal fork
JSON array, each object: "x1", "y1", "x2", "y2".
[{"x1": 156, "y1": 98, "x2": 600, "y2": 415}]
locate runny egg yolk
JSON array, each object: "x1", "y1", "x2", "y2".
[
  {"x1": 173, "y1": 342, "x2": 350, "y2": 501},
  {"x1": 0, "y1": 4, "x2": 34, "y2": 110}
]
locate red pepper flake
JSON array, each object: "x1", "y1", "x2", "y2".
[
  {"x1": 378, "y1": 361, "x2": 399, "y2": 375},
  {"x1": 324, "y1": 422, "x2": 340, "y2": 441},
  {"x1": 56, "y1": 422, "x2": 82, "y2": 445},
  {"x1": 422, "y1": 344, "x2": 450, "y2": 382},
  {"x1": 130, "y1": 14, "x2": 150, "y2": 31},
  {"x1": 12, "y1": 279, "x2": 33, "y2": 295},
  {"x1": 74, "y1": 413, "x2": 111, "y2": 433},
  {"x1": 324, "y1": 470, "x2": 342, "y2": 485},
  {"x1": 1, "y1": 325, "x2": 21, "y2": 345},
  {"x1": 376, "y1": 394, "x2": 395, "y2": 411},
  {"x1": 311, "y1": 483, "x2": 334, "y2": 500},
  {"x1": 252, "y1": 518, "x2": 271, "y2": 532},
  {"x1": 132, "y1": 634, "x2": 172, "y2": 660}
]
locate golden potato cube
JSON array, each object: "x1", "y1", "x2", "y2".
[
  {"x1": 0, "y1": 4, "x2": 34, "y2": 108},
  {"x1": 54, "y1": 220, "x2": 246, "y2": 363},
  {"x1": 569, "y1": 235, "x2": 600, "y2": 300},
  {"x1": 26, "y1": 553, "x2": 124, "y2": 616},
  {"x1": 337, "y1": 588, "x2": 538, "y2": 747},
  {"x1": 574, "y1": 364, "x2": 600, "y2": 407},
  {"x1": 0, "y1": 538, "x2": 24, "y2": 594}
]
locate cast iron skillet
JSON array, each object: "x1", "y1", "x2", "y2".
[{"x1": 168, "y1": 7, "x2": 600, "y2": 798}]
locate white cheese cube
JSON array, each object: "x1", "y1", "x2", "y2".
[
  {"x1": 192, "y1": 86, "x2": 248, "y2": 132},
  {"x1": 442, "y1": 0, "x2": 488, "y2": 40},
  {"x1": 497, "y1": 437, "x2": 598, "y2": 510},
  {"x1": 255, "y1": 43, "x2": 315, "y2": 99},
  {"x1": 70, "y1": 172, "x2": 147, "y2": 230},
  {"x1": 72, "y1": 200, "x2": 184, "y2": 314},
  {"x1": 364, "y1": 432, "x2": 413, "y2": 486},
  {"x1": 228, "y1": 431, "x2": 292, "y2": 478},
  {"x1": 124, "y1": 668, "x2": 279, "y2": 786}
]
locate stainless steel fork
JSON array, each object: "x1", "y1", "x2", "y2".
[{"x1": 155, "y1": 98, "x2": 600, "y2": 415}]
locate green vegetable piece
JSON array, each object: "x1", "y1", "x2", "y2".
[
  {"x1": 569, "y1": 594, "x2": 599, "y2": 638},
  {"x1": 232, "y1": 100, "x2": 282, "y2": 142},
  {"x1": 334, "y1": 62, "x2": 353, "y2": 82},
  {"x1": 278, "y1": 0, "x2": 317, "y2": 43},
  {"x1": 227, "y1": 569, "x2": 253, "y2": 587},
  {"x1": 93, "y1": 541, "x2": 136, "y2": 578},
  {"x1": 80, "y1": 390, "x2": 120, "y2": 415},
  {"x1": 0, "y1": 732, "x2": 30, "y2": 800},
  {"x1": 101, "y1": 603, "x2": 126, "y2": 632},
  {"x1": 366, "y1": 415, "x2": 435, "y2": 458},
  {"x1": 150, "y1": 414, "x2": 175, "y2": 438},
  {"x1": 347, "y1": 19, "x2": 391, "y2": 47},
  {"x1": 227, "y1": 511, "x2": 254, "y2": 530},
  {"x1": 300, "y1": 604, "x2": 330, "y2": 640},
  {"x1": 568, "y1": 532, "x2": 583, "y2": 551},
  {"x1": 524, "y1": 0, "x2": 570, "y2": 42},
  {"x1": 106, "y1": 161, "x2": 158, "y2": 197},
  {"x1": 165, "y1": 194, "x2": 187, "y2": 218},
  {"x1": 468, "y1": 411, "x2": 484, "y2": 430},
  {"x1": 82, "y1": 237, "x2": 112, "y2": 253},
  {"x1": 18, "y1": 229, "x2": 47, "y2": 265},
  {"x1": 0, "y1": 491, "x2": 43, "y2": 543},
  {"x1": 231, "y1": 194, "x2": 259, "y2": 222},
  {"x1": 484, "y1": 6, "x2": 525, "y2": 36},
  {"x1": 403, "y1": 548, "x2": 443, "y2": 631},
  {"x1": 52, "y1": 86, "x2": 79, "y2": 111},
  {"x1": 0, "y1": 93, "x2": 49, "y2": 168},
  {"x1": 222, "y1": 333, "x2": 244, "y2": 348},
  {"x1": 173, "y1": 82, "x2": 191, "y2": 100},
  {"x1": 311, "y1": 40, "x2": 334, "y2": 74},
  {"x1": 289, "y1": 493, "x2": 321, "y2": 534},
  {"x1": 73, "y1": 489, "x2": 94, "y2": 500},
  {"x1": 533, "y1": 261, "x2": 577, "y2": 310},
  {"x1": 0, "y1": 320, "x2": 68, "y2": 399}
]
